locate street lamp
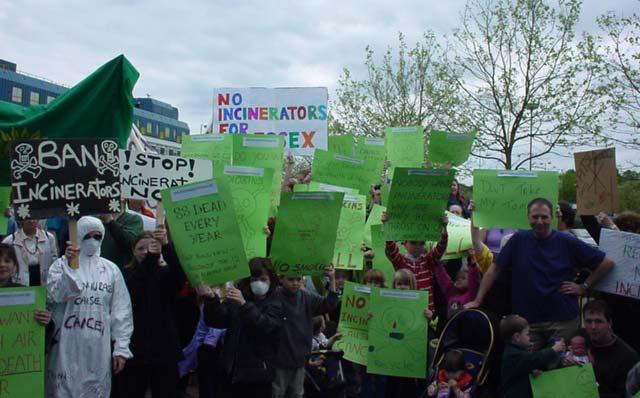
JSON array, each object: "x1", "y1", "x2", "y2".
[{"x1": 525, "y1": 101, "x2": 539, "y2": 170}]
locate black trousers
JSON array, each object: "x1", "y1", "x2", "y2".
[{"x1": 115, "y1": 359, "x2": 179, "y2": 398}]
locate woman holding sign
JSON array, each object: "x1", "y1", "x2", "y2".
[{"x1": 45, "y1": 216, "x2": 133, "y2": 398}]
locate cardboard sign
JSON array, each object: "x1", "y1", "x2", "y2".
[
  {"x1": 212, "y1": 87, "x2": 328, "y2": 155},
  {"x1": 10, "y1": 139, "x2": 121, "y2": 220},
  {"x1": 161, "y1": 180, "x2": 248, "y2": 286},
  {"x1": 119, "y1": 150, "x2": 213, "y2": 200},
  {"x1": 180, "y1": 134, "x2": 232, "y2": 175},
  {"x1": 328, "y1": 134, "x2": 356, "y2": 157},
  {"x1": 335, "y1": 282, "x2": 371, "y2": 365},
  {"x1": 472, "y1": 169, "x2": 559, "y2": 229},
  {"x1": 574, "y1": 148, "x2": 618, "y2": 215},
  {"x1": 270, "y1": 192, "x2": 344, "y2": 276},
  {"x1": 596, "y1": 228, "x2": 640, "y2": 299},
  {"x1": 312, "y1": 149, "x2": 379, "y2": 196},
  {"x1": 530, "y1": 364, "x2": 599, "y2": 398},
  {"x1": 427, "y1": 129, "x2": 475, "y2": 166},
  {"x1": 441, "y1": 211, "x2": 473, "y2": 260},
  {"x1": 333, "y1": 194, "x2": 366, "y2": 270},
  {"x1": 367, "y1": 287, "x2": 428, "y2": 378},
  {"x1": 384, "y1": 126, "x2": 424, "y2": 176},
  {"x1": 0, "y1": 286, "x2": 46, "y2": 397}
]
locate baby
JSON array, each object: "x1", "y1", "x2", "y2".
[
  {"x1": 427, "y1": 349, "x2": 473, "y2": 398},
  {"x1": 564, "y1": 334, "x2": 590, "y2": 365}
]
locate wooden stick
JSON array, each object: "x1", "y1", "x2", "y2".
[
  {"x1": 155, "y1": 201, "x2": 165, "y2": 227},
  {"x1": 68, "y1": 219, "x2": 79, "y2": 269}
]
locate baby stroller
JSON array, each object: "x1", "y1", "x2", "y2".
[
  {"x1": 304, "y1": 349, "x2": 347, "y2": 397},
  {"x1": 427, "y1": 309, "x2": 498, "y2": 397}
]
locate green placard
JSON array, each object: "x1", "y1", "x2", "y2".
[
  {"x1": 0, "y1": 286, "x2": 46, "y2": 397},
  {"x1": 312, "y1": 149, "x2": 378, "y2": 196},
  {"x1": 0, "y1": 186, "x2": 10, "y2": 234},
  {"x1": 335, "y1": 282, "x2": 371, "y2": 365},
  {"x1": 385, "y1": 168, "x2": 454, "y2": 241},
  {"x1": 385, "y1": 126, "x2": 424, "y2": 177},
  {"x1": 530, "y1": 364, "x2": 599, "y2": 398},
  {"x1": 472, "y1": 170, "x2": 559, "y2": 229},
  {"x1": 161, "y1": 179, "x2": 248, "y2": 285},
  {"x1": 364, "y1": 204, "x2": 386, "y2": 247},
  {"x1": 357, "y1": 136, "x2": 386, "y2": 196},
  {"x1": 427, "y1": 129, "x2": 476, "y2": 166},
  {"x1": 180, "y1": 134, "x2": 232, "y2": 175},
  {"x1": 270, "y1": 192, "x2": 344, "y2": 275},
  {"x1": 334, "y1": 194, "x2": 366, "y2": 270},
  {"x1": 370, "y1": 224, "x2": 396, "y2": 286},
  {"x1": 328, "y1": 134, "x2": 357, "y2": 157},
  {"x1": 222, "y1": 166, "x2": 273, "y2": 260},
  {"x1": 367, "y1": 287, "x2": 428, "y2": 378},
  {"x1": 440, "y1": 211, "x2": 473, "y2": 260},
  {"x1": 231, "y1": 134, "x2": 284, "y2": 215}
]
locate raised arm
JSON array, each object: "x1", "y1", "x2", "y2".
[
  {"x1": 464, "y1": 262, "x2": 500, "y2": 309},
  {"x1": 46, "y1": 245, "x2": 82, "y2": 303}
]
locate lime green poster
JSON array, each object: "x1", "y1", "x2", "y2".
[
  {"x1": 222, "y1": 166, "x2": 273, "y2": 260},
  {"x1": 335, "y1": 282, "x2": 371, "y2": 365},
  {"x1": 293, "y1": 182, "x2": 359, "y2": 194},
  {"x1": 472, "y1": 170, "x2": 559, "y2": 229},
  {"x1": 367, "y1": 287, "x2": 428, "y2": 378},
  {"x1": 180, "y1": 134, "x2": 232, "y2": 175},
  {"x1": 334, "y1": 194, "x2": 366, "y2": 270},
  {"x1": 427, "y1": 129, "x2": 476, "y2": 166},
  {"x1": 384, "y1": 126, "x2": 424, "y2": 176},
  {"x1": 312, "y1": 149, "x2": 378, "y2": 196},
  {"x1": 0, "y1": 286, "x2": 46, "y2": 398},
  {"x1": 370, "y1": 224, "x2": 395, "y2": 286},
  {"x1": 0, "y1": 186, "x2": 10, "y2": 233},
  {"x1": 530, "y1": 364, "x2": 599, "y2": 398},
  {"x1": 364, "y1": 204, "x2": 386, "y2": 246},
  {"x1": 161, "y1": 180, "x2": 248, "y2": 285},
  {"x1": 357, "y1": 136, "x2": 386, "y2": 192},
  {"x1": 270, "y1": 192, "x2": 344, "y2": 275},
  {"x1": 385, "y1": 168, "x2": 454, "y2": 241},
  {"x1": 231, "y1": 134, "x2": 284, "y2": 214},
  {"x1": 328, "y1": 134, "x2": 356, "y2": 157},
  {"x1": 440, "y1": 211, "x2": 473, "y2": 260}
]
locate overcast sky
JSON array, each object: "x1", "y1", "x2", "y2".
[{"x1": 1, "y1": 0, "x2": 637, "y2": 172}]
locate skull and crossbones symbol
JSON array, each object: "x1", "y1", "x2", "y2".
[
  {"x1": 98, "y1": 140, "x2": 119, "y2": 177},
  {"x1": 11, "y1": 143, "x2": 42, "y2": 180}
]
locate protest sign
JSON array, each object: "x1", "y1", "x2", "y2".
[
  {"x1": 0, "y1": 286, "x2": 46, "y2": 397},
  {"x1": 294, "y1": 181, "x2": 359, "y2": 194},
  {"x1": 441, "y1": 211, "x2": 473, "y2": 260},
  {"x1": 10, "y1": 139, "x2": 121, "y2": 220},
  {"x1": 336, "y1": 282, "x2": 371, "y2": 365},
  {"x1": 574, "y1": 148, "x2": 618, "y2": 215},
  {"x1": 530, "y1": 364, "x2": 598, "y2": 398},
  {"x1": 119, "y1": 150, "x2": 213, "y2": 200},
  {"x1": 364, "y1": 204, "x2": 386, "y2": 246},
  {"x1": 427, "y1": 129, "x2": 475, "y2": 166},
  {"x1": 357, "y1": 137, "x2": 387, "y2": 195},
  {"x1": 231, "y1": 134, "x2": 284, "y2": 214},
  {"x1": 370, "y1": 224, "x2": 396, "y2": 285},
  {"x1": 180, "y1": 134, "x2": 232, "y2": 175},
  {"x1": 270, "y1": 192, "x2": 344, "y2": 276},
  {"x1": 596, "y1": 228, "x2": 640, "y2": 299},
  {"x1": 385, "y1": 168, "x2": 454, "y2": 241},
  {"x1": 384, "y1": 126, "x2": 424, "y2": 175},
  {"x1": 367, "y1": 287, "x2": 428, "y2": 378},
  {"x1": 0, "y1": 186, "x2": 10, "y2": 233},
  {"x1": 472, "y1": 170, "x2": 559, "y2": 229},
  {"x1": 334, "y1": 194, "x2": 366, "y2": 270},
  {"x1": 212, "y1": 88, "x2": 328, "y2": 155},
  {"x1": 312, "y1": 149, "x2": 379, "y2": 196},
  {"x1": 222, "y1": 165, "x2": 273, "y2": 260},
  {"x1": 161, "y1": 180, "x2": 248, "y2": 286},
  {"x1": 328, "y1": 134, "x2": 356, "y2": 157}
]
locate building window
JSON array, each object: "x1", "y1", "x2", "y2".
[
  {"x1": 46, "y1": 96, "x2": 55, "y2": 104},
  {"x1": 11, "y1": 87, "x2": 22, "y2": 103},
  {"x1": 147, "y1": 122, "x2": 152, "y2": 135},
  {"x1": 30, "y1": 92, "x2": 40, "y2": 105},
  {"x1": 165, "y1": 127, "x2": 170, "y2": 140}
]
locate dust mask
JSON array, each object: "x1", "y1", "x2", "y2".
[{"x1": 250, "y1": 280, "x2": 270, "y2": 297}]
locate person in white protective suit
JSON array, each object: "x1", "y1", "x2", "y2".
[{"x1": 45, "y1": 215, "x2": 133, "y2": 398}]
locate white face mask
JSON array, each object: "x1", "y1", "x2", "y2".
[
  {"x1": 81, "y1": 239, "x2": 101, "y2": 257},
  {"x1": 250, "y1": 280, "x2": 270, "y2": 297}
]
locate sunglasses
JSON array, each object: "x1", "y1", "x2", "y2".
[{"x1": 82, "y1": 233, "x2": 103, "y2": 241}]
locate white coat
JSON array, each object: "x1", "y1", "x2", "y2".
[
  {"x1": 2, "y1": 228, "x2": 58, "y2": 286},
  {"x1": 45, "y1": 216, "x2": 133, "y2": 398}
]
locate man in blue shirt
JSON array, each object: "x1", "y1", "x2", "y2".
[{"x1": 466, "y1": 198, "x2": 615, "y2": 349}]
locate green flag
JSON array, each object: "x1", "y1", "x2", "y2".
[
  {"x1": 472, "y1": 169, "x2": 559, "y2": 229},
  {"x1": 427, "y1": 129, "x2": 476, "y2": 166},
  {"x1": 384, "y1": 126, "x2": 424, "y2": 177},
  {"x1": 161, "y1": 179, "x2": 248, "y2": 286},
  {"x1": 270, "y1": 192, "x2": 344, "y2": 275},
  {"x1": 335, "y1": 281, "x2": 371, "y2": 365},
  {"x1": 334, "y1": 194, "x2": 366, "y2": 270},
  {"x1": 529, "y1": 364, "x2": 599, "y2": 398},
  {"x1": 181, "y1": 134, "x2": 232, "y2": 175},
  {"x1": 385, "y1": 168, "x2": 454, "y2": 241},
  {"x1": 367, "y1": 287, "x2": 428, "y2": 378},
  {"x1": 0, "y1": 286, "x2": 46, "y2": 397},
  {"x1": 0, "y1": 55, "x2": 139, "y2": 184},
  {"x1": 328, "y1": 134, "x2": 356, "y2": 157},
  {"x1": 222, "y1": 165, "x2": 273, "y2": 260}
]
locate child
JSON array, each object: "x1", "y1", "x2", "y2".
[
  {"x1": 565, "y1": 334, "x2": 590, "y2": 365},
  {"x1": 427, "y1": 349, "x2": 473, "y2": 398},
  {"x1": 500, "y1": 315, "x2": 565, "y2": 398},
  {"x1": 362, "y1": 268, "x2": 386, "y2": 288},
  {"x1": 382, "y1": 212, "x2": 448, "y2": 314},
  {"x1": 393, "y1": 269, "x2": 434, "y2": 320},
  {"x1": 432, "y1": 260, "x2": 481, "y2": 319},
  {"x1": 272, "y1": 269, "x2": 339, "y2": 398},
  {"x1": 311, "y1": 316, "x2": 342, "y2": 351}
]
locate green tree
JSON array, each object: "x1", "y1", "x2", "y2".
[
  {"x1": 449, "y1": 0, "x2": 607, "y2": 169},
  {"x1": 558, "y1": 169, "x2": 576, "y2": 202},
  {"x1": 619, "y1": 180, "x2": 640, "y2": 212}
]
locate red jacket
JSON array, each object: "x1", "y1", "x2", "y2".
[{"x1": 385, "y1": 232, "x2": 448, "y2": 312}]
